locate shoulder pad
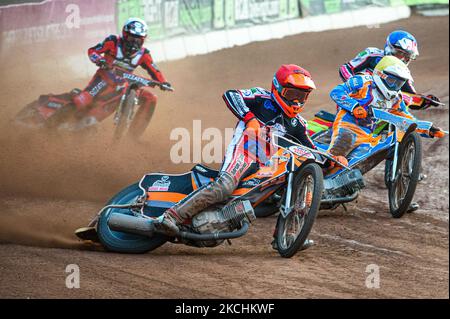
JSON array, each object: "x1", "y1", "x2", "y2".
[
  {"x1": 240, "y1": 87, "x2": 270, "y2": 98},
  {"x1": 363, "y1": 47, "x2": 384, "y2": 57},
  {"x1": 105, "y1": 35, "x2": 118, "y2": 43},
  {"x1": 347, "y1": 74, "x2": 371, "y2": 91}
]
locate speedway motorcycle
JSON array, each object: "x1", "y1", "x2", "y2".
[
  {"x1": 309, "y1": 102, "x2": 447, "y2": 218},
  {"x1": 14, "y1": 66, "x2": 172, "y2": 140},
  {"x1": 75, "y1": 131, "x2": 345, "y2": 258}
]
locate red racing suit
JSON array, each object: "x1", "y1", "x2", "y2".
[{"x1": 73, "y1": 35, "x2": 168, "y2": 137}]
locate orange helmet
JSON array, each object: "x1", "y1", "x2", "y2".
[{"x1": 271, "y1": 64, "x2": 316, "y2": 118}]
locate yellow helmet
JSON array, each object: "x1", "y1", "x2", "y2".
[{"x1": 373, "y1": 56, "x2": 413, "y2": 100}]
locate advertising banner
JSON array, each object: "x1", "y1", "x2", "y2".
[{"x1": 0, "y1": 0, "x2": 116, "y2": 55}]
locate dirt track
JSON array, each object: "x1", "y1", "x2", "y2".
[{"x1": 0, "y1": 15, "x2": 448, "y2": 298}]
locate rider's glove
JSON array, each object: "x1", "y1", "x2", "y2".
[
  {"x1": 421, "y1": 94, "x2": 441, "y2": 108},
  {"x1": 245, "y1": 117, "x2": 262, "y2": 138},
  {"x1": 96, "y1": 58, "x2": 108, "y2": 69},
  {"x1": 352, "y1": 105, "x2": 368, "y2": 119},
  {"x1": 430, "y1": 126, "x2": 445, "y2": 138},
  {"x1": 160, "y1": 82, "x2": 173, "y2": 91}
]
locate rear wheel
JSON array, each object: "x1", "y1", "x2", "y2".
[
  {"x1": 388, "y1": 132, "x2": 421, "y2": 218},
  {"x1": 276, "y1": 163, "x2": 323, "y2": 258},
  {"x1": 15, "y1": 103, "x2": 46, "y2": 128},
  {"x1": 44, "y1": 103, "x2": 78, "y2": 130},
  {"x1": 97, "y1": 183, "x2": 168, "y2": 253}
]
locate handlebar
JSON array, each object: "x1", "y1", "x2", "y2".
[
  {"x1": 102, "y1": 65, "x2": 174, "y2": 91},
  {"x1": 419, "y1": 94, "x2": 446, "y2": 107},
  {"x1": 271, "y1": 131, "x2": 352, "y2": 171}
]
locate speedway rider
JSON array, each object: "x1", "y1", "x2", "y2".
[
  {"x1": 157, "y1": 64, "x2": 340, "y2": 248},
  {"x1": 328, "y1": 55, "x2": 445, "y2": 174},
  {"x1": 72, "y1": 17, "x2": 172, "y2": 138},
  {"x1": 339, "y1": 30, "x2": 441, "y2": 110}
]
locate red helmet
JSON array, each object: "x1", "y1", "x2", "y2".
[
  {"x1": 271, "y1": 64, "x2": 316, "y2": 118},
  {"x1": 122, "y1": 17, "x2": 148, "y2": 57}
]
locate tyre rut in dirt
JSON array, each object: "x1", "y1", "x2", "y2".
[
  {"x1": 113, "y1": 90, "x2": 136, "y2": 142},
  {"x1": 276, "y1": 163, "x2": 324, "y2": 258},
  {"x1": 388, "y1": 132, "x2": 422, "y2": 218},
  {"x1": 97, "y1": 182, "x2": 167, "y2": 253}
]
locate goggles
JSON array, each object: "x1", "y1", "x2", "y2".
[
  {"x1": 280, "y1": 87, "x2": 311, "y2": 104},
  {"x1": 382, "y1": 72, "x2": 407, "y2": 91},
  {"x1": 124, "y1": 33, "x2": 145, "y2": 50},
  {"x1": 392, "y1": 48, "x2": 416, "y2": 64}
]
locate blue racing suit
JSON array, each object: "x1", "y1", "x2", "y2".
[{"x1": 328, "y1": 73, "x2": 412, "y2": 157}]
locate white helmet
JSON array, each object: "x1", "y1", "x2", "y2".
[
  {"x1": 122, "y1": 17, "x2": 148, "y2": 57},
  {"x1": 372, "y1": 56, "x2": 413, "y2": 100}
]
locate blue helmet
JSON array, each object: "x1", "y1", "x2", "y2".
[{"x1": 384, "y1": 30, "x2": 419, "y2": 65}]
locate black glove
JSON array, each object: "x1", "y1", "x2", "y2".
[
  {"x1": 160, "y1": 82, "x2": 173, "y2": 91},
  {"x1": 96, "y1": 58, "x2": 108, "y2": 69},
  {"x1": 421, "y1": 94, "x2": 441, "y2": 108}
]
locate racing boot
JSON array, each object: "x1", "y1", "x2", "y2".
[
  {"x1": 406, "y1": 173, "x2": 426, "y2": 213},
  {"x1": 407, "y1": 202, "x2": 420, "y2": 213},
  {"x1": 155, "y1": 213, "x2": 181, "y2": 236},
  {"x1": 157, "y1": 172, "x2": 237, "y2": 236}
]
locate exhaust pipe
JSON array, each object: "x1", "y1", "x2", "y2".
[
  {"x1": 108, "y1": 213, "x2": 155, "y2": 237},
  {"x1": 107, "y1": 213, "x2": 251, "y2": 240}
]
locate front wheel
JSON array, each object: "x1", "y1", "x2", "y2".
[
  {"x1": 276, "y1": 163, "x2": 324, "y2": 258},
  {"x1": 113, "y1": 90, "x2": 136, "y2": 142},
  {"x1": 388, "y1": 132, "x2": 422, "y2": 218},
  {"x1": 97, "y1": 182, "x2": 168, "y2": 253}
]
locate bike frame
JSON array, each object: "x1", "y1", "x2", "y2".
[{"x1": 314, "y1": 108, "x2": 434, "y2": 180}]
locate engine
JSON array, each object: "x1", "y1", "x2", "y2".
[
  {"x1": 323, "y1": 169, "x2": 365, "y2": 200},
  {"x1": 190, "y1": 200, "x2": 256, "y2": 247}
]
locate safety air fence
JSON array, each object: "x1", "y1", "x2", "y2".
[{"x1": 1, "y1": 0, "x2": 448, "y2": 76}]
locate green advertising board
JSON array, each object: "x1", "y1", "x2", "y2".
[{"x1": 116, "y1": 0, "x2": 448, "y2": 39}]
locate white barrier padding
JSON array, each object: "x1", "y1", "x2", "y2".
[
  {"x1": 162, "y1": 37, "x2": 187, "y2": 61},
  {"x1": 183, "y1": 34, "x2": 209, "y2": 56},
  {"x1": 248, "y1": 24, "x2": 273, "y2": 42},
  {"x1": 225, "y1": 27, "x2": 251, "y2": 48},
  {"x1": 204, "y1": 29, "x2": 228, "y2": 53}
]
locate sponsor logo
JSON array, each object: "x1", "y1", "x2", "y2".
[
  {"x1": 47, "y1": 102, "x2": 62, "y2": 109},
  {"x1": 264, "y1": 100, "x2": 277, "y2": 112},
  {"x1": 289, "y1": 146, "x2": 314, "y2": 159},
  {"x1": 398, "y1": 38, "x2": 416, "y2": 51},
  {"x1": 89, "y1": 80, "x2": 107, "y2": 97},
  {"x1": 149, "y1": 176, "x2": 171, "y2": 191},
  {"x1": 291, "y1": 118, "x2": 298, "y2": 127},
  {"x1": 241, "y1": 178, "x2": 261, "y2": 188},
  {"x1": 113, "y1": 59, "x2": 134, "y2": 71},
  {"x1": 230, "y1": 92, "x2": 247, "y2": 114},
  {"x1": 357, "y1": 50, "x2": 368, "y2": 57},
  {"x1": 230, "y1": 154, "x2": 246, "y2": 176},
  {"x1": 242, "y1": 89, "x2": 252, "y2": 97}
]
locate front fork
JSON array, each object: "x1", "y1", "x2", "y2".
[
  {"x1": 114, "y1": 93, "x2": 127, "y2": 125},
  {"x1": 280, "y1": 156, "x2": 296, "y2": 218},
  {"x1": 390, "y1": 141, "x2": 399, "y2": 183}
]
